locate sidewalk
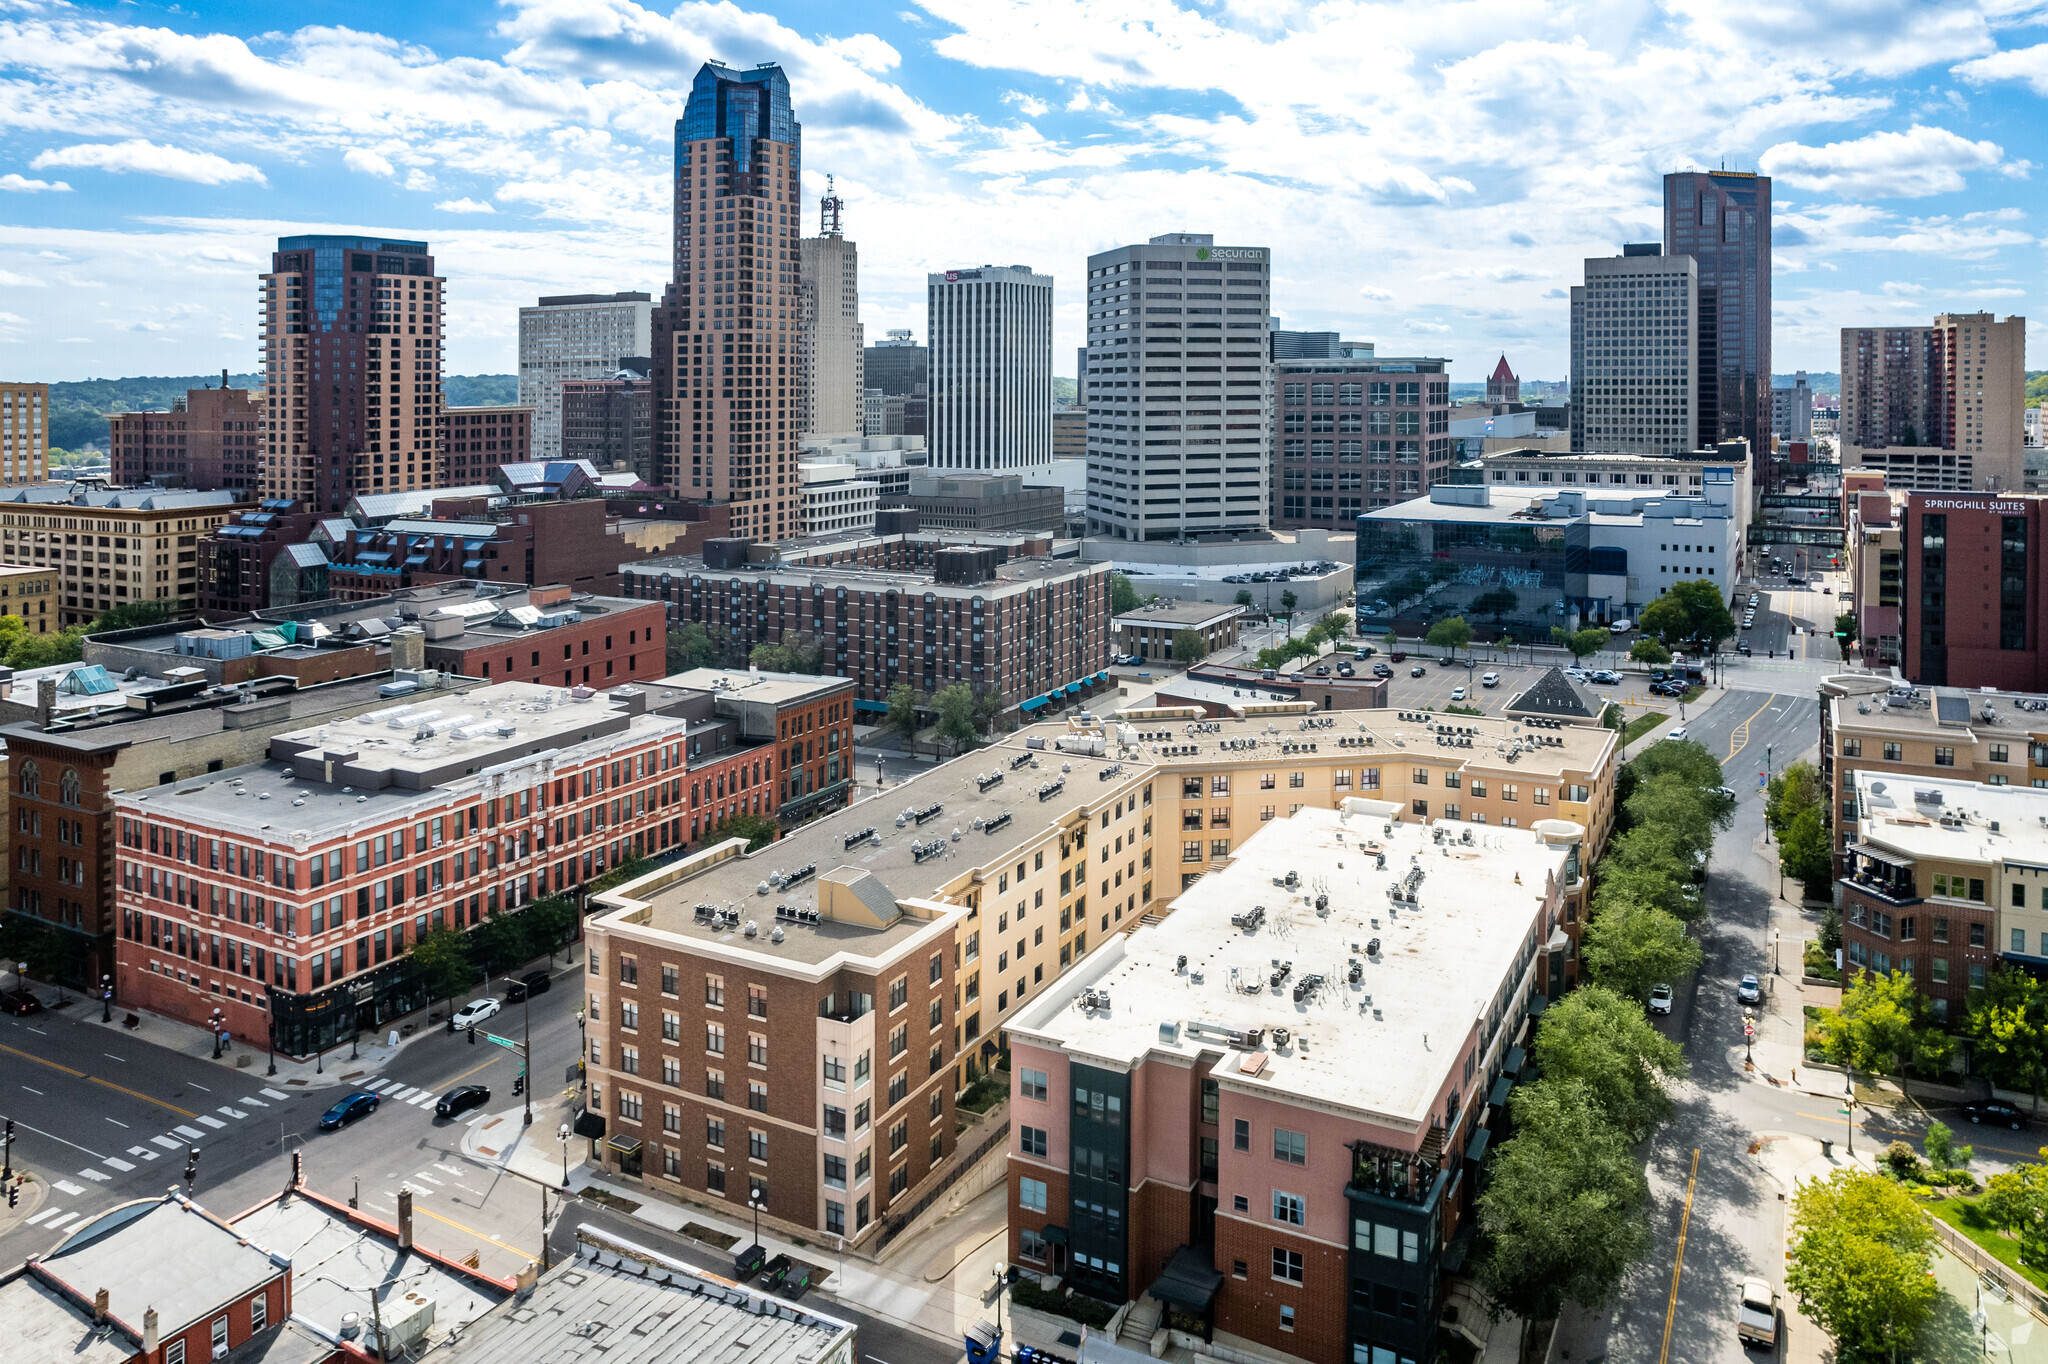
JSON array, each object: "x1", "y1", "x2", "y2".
[
  {"x1": 461, "y1": 1103, "x2": 586, "y2": 1188},
  {"x1": 1753, "y1": 1132, "x2": 1870, "y2": 1364}
]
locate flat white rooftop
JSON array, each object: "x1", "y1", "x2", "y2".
[
  {"x1": 1854, "y1": 771, "x2": 2048, "y2": 864},
  {"x1": 1010, "y1": 803, "x2": 1568, "y2": 1132}
]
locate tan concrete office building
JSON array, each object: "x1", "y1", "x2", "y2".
[
  {"x1": 1, "y1": 382, "x2": 49, "y2": 485},
  {"x1": 0, "y1": 485, "x2": 248, "y2": 625},
  {"x1": 1840, "y1": 313, "x2": 2027, "y2": 492}
]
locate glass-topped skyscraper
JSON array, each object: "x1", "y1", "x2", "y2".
[
  {"x1": 1664, "y1": 171, "x2": 1771, "y2": 483},
  {"x1": 654, "y1": 62, "x2": 805, "y2": 540}
]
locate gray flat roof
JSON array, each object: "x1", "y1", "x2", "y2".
[
  {"x1": 1114, "y1": 600, "x2": 1243, "y2": 629},
  {"x1": 36, "y1": 1196, "x2": 283, "y2": 1340},
  {"x1": 659, "y1": 667, "x2": 854, "y2": 706},
  {"x1": 0, "y1": 1270, "x2": 138, "y2": 1364}
]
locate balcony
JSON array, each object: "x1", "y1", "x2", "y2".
[
  {"x1": 1841, "y1": 848, "x2": 1920, "y2": 907},
  {"x1": 1346, "y1": 1135, "x2": 1444, "y2": 1206}
]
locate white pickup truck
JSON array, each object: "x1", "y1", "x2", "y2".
[{"x1": 1736, "y1": 1277, "x2": 1778, "y2": 1349}]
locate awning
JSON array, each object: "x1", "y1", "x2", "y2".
[
  {"x1": 404, "y1": 554, "x2": 428, "y2": 566},
  {"x1": 1486, "y1": 1075, "x2": 1512, "y2": 1109},
  {"x1": 572, "y1": 1108, "x2": 606, "y2": 1139},
  {"x1": 854, "y1": 699, "x2": 887, "y2": 713},
  {"x1": 1465, "y1": 1127, "x2": 1493, "y2": 1163},
  {"x1": 1145, "y1": 1245, "x2": 1225, "y2": 1313},
  {"x1": 357, "y1": 551, "x2": 392, "y2": 564},
  {"x1": 606, "y1": 1133, "x2": 643, "y2": 1156},
  {"x1": 1020, "y1": 696, "x2": 1049, "y2": 712},
  {"x1": 1039, "y1": 1224, "x2": 1068, "y2": 1245},
  {"x1": 1504, "y1": 1045, "x2": 1526, "y2": 1078},
  {"x1": 1849, "y1": 842, "x2": 1913, "y2": 868}
]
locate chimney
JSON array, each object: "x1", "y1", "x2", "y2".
[
  {"x1": 94, "y1": 1288, "x2": 109, "y2": 1324},
  {"x1": 286, "y1": 1150, "x2": 302, "y2": 1197},
  {"x1": 221, "y1": 367, "x2": 229, "y2": 392},
  {"x1": 36, "y1": 676, "x2": 54, "y2": 729},
  {"x1": 388, "y1": 627, "x2": 426, "y2": 674},
  {"x1": 142, "y1": 1307, "x2": 159, "y2": 1356},
  {"x1": 515, "y1": 1260, "x2": 539, "y2": 1294},
  {"x1": 396, "y1": 1186, "x2": 413, "y2": 1250}
]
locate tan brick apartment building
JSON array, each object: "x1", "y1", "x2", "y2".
[
  {"x1": 1, "y1": 381, "x2": 48, "y2": 484},
  {"x1": 581, "y1": 707, "x2": 1614, "y2": 1244},
  {"x1": 0, "y1": 562, "x2": 57, "y2": 632},
  {"x1": 0, "y1": 485, "x2": 247, "y2": 625}
]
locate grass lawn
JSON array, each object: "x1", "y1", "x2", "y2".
[
  {"x1": 1921, "y1": 1195, "x2": 2048, "y2": 1291},
  {"x1": 1621, "y1": 711, "x2": 1667, "y2": 744}
]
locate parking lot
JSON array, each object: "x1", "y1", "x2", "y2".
[{"x1": 1359, "y1": 652, "x2": 1678, "y2": 720}]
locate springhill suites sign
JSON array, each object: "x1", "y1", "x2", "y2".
[{"x1": 1919, "y1": 497, "x2": 2028, "y2": 514}]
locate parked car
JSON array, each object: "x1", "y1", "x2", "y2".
[
  {"x1": 1372, "y1": 663, "x2": 1394, "y2": 678},
  {"x1": 1438, "y1": 655, "x2": 1457, "y2": 666},
  {"x1": 319, "y1": 1091, "x2": 380, "y2": 1131},
  {"x1": 451, "y1": 997, "x2": 502, "y2": 1032},
  {"x1": 1593, "y1": 670, "x2": 1622, "y2": 684},
  {"x1": 1337, "y1": 663, "x2": 1355, "y2": 676},
  {"x1": 1410, "y1": 665, "x2": 1426, "y2": 677},
  {"x1": 435, "y1": 1084, "x2": 492, "y2": 1119},
  {"x1": 1450, "y1": 686, "x2": 1467, "y2": 701},
  {"x1": 1354, "y1": 646, "x2": 1376, "y2": 659},
  {"x1": 1737, "y1": 974, "x2": 1761, "y2": 1004},
  {"x1": 1736, "y1": 1277, "x2": 1778, "y2": 1350},
  {"x1": 1714, "y1": 785, "x2": 1737, "y2": 801},
  {"x1": 1963, "y1": 1099, "x2": 2026, "y2": 1130},
  {"x1": 504, "y1": 969, "x2": 551, "y2": 1002},
  {"x1": 0, "y1": 988, "x2": 42, "y2": 1016},
  {"x1": 1648, "y1": 983, "x2": 1673, "y2": 1015},
  {"x1": 1666, "y1": 726, "x2": 1689, "y2": 741},
  {"x1": 1314, "y1": 665, "x2": 1330, "y2": 677},
  {"x1": 1737, "y1": 642, "x2": 1753, "y2": 656},
  {"x1": 1389, "y1": 651, "x2": 1407, "y2": 662},
  {"x1": 1481, "y1": 672, "x2": 1501, "y2": 688}
]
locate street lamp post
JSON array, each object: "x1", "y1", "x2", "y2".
[
  {"x1": 749, "y1": 1196, "x2": 764, "y2": 1256},
  {"x1": 265, "y1": 1013, "x2": 278, "y2": 1078},
  {"x1": 210, "y1": 1008, "x2": 225, "y2": 1059},
  {"x1": 557, "y1": 1121, "x2": 571, "y2": 1188},
  {"x1": 100, "y1": 974, "x2": 112, "y2": 1024},
  {"x1": 1844, "y1": 1071, "x2": 1856, "y2": 1157}
]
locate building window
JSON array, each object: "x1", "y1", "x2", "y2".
[
  {"x1": 1273, "y1": 1191, "x2": 1305, "y2": 1225},
  {"x1": 1279, "y1": 1305, "x2": 1295, "y2": 1332},
  {"x1": 1935, "y1": 746, "x2": 1955, "y2": 767},
  {"x1": 1233, "y1": 1118, "x2": 1250, "y2": 1151},
  {"x1": 1271, "y1": 1247, "x2": 1303, "y2": 1284},
  {"x1": 1883, "y1": 742, "x2": 1902, "y2": 762},
  {"x1": 1273, "y1": 1128, "x2": 1306, "y2": 1165},
  {"x1": 1020, "y1": 1177, "x2": 1048, "y2": 1213}
]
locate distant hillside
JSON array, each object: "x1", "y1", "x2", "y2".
[
  {"x1": 43, "y1": 372, "x2": 519, "y2": 451},
  {"x1": 1774, "y1": 371, "x2": 1839, "y2": 394},
  {"x1": 1052, "y1": 376, "x2": 1076, "y2": 405}
]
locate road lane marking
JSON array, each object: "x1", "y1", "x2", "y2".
[
  {"x1": 103, "y1": 1053, "x2": 125, "y2": 1062},
  {"x1": 78, "y1": 1169, "x2": 109, "y2": 1182},
  {"x1": 218, "y1": 1107, "x2": 246, "y2": 1120},
  {"x1": 151, "y1": 1136, "x2": 181, "y2": 1151},
  {"x1": 0, "y1": 1041, "x2": 84, "y2": 1077},
  {"x1": 1658, "y1": 1148, "x2": 1701, "y2": 1364},
  {"x1": 194, "y1": 1116, "x2": 225, "y2": 1130},
  {"x1": 102, "y1": 1157, "x2": 135, "y2": 1171},
  {"x1": 20, "y1": 1085, "x2": 41, "y2": 1095},
  {"x1": 412, "y1": 1173, "x2": 443, "y2": 1186},
  {"x1": 391, "y1": 1087, "x2": 420, "y2": 1101},
  {"x1": 52, "y1": 1179, "x2": 86, "y2": 1195},
  {"x1": 260, "y1": 1088, "x2": 289, "y2": 1100},
  {"x1": 1722, "y1": 697, "x2": 1774, "y2": 766},
  {"x1": 409, "y1": 1094, "x2": 436, "y2": 1108},
  {"x1": 187, "y1": 1083, "x2": 208, "y2": 1091},
  {"x1": 43, "y1": 1212, "x2": 77, "y2": 1231},
  {"x1": 240, "y1": 1096, "x2": 267, "y2": 1107},
  {"x1": 24, "y1": 1208, "x2": 56, "y2": 1225},
  {"x1": 89, "y1": 1076, "x2": 198, "y2": 1119},
  {"x1": 127, "y1": 1146, "x2": 156, "y2": 1161},
  {"x1": 103, "y1": 1117, "x2": 128, "y2": 1129},
  {"x1": 172, "y1": 1125, "x2": 206, "y2": 1140}
]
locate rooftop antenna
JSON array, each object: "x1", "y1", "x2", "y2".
[{"x1": 821, "y1": 176, "x2": 844, "y2": 237}]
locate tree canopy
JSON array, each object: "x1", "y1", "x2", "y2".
[
  {"x1": 1551, "y1": 626, "x2": 1610, "y2": 660},
  {"x1": 1628, "y1": 638, "x2": 1671, "y2": 665},
  {"x1": 1784, "y1": 1169, "x2": 1938, "y2": 1359},
  {"x1": 932, "y1": 683, "x2": 979, "y2": 748},
  {"x1": 749, "y1": 631, "x2": 824, "y2": 674},
  {"x1": 667, "y1": 623, "x2": 716, "y2": 672},
  {"x1": 1530, "y1": 986, "x2": 1686, "y2": 1141},
  {"x1": 1814, "y1": 968, "x2": 1952, "y2": 1082},
  {"x1": 884, "y1": 683, "x2": 918, "y2": 737},
  {"x1": 709, "y1": 811, "x2": 780, "y2": 852},
  {"x1": 1170, "y1": 629, "x2": 1210, "y2": 664},
  {"x1": 1108, "y1": 572, "x2": 1141, "y2": 615},
  {"x1": 1580, "y1": 902, "x2": 1703, "y2": 1000},
  {"x1": 1637, "y1": 579, "x2": 1737, "y2": 648},
  {"x1": 1425, "y1": 615, "x2": 1472, "y2": 654},
  {"x1": 1961, "y1": 968, "x2": 2048, "y2": 1113}
]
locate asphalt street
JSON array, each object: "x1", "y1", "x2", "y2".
[{"x1": 0, "y1": 955, "x2": 587, "y2": 1272}]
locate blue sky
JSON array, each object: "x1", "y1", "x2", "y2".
[{"x1": 3, "y1": 0, "x2": 2048, "y2": 385}]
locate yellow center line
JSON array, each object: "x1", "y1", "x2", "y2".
[
  {"x1": 1724, "y1": 696, "x2": 1774, "y2": 765},
  {"x1": 1659, "y1": 1148, "x2": 1700, "y2": 1364},
  {"x1": 431, "y1": 1053, "x2": 503, "y2": 1092},
  {"x1": 413, "y1": 1202, "x2": 533, "y2": 1262},
  {"x1": 0, "y1": 1039, "x2": 197, "y2": 1118}
]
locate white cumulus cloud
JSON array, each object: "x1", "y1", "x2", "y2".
[
  {"x1": 0, "y1": 174, "x2": 71, "y2": 193},
  {"x1": 1760, "y1": 125, "x2": 2020, "y2": 198},
  {"x1": 435, "y1": 197, "x2": 497, "y2": 214},
  {"x1": 32, "y1": 139, "x2": 266, "y2": 185},
  {"x1": 344, "y1": 149, "x2": 396, "y2": 177}
]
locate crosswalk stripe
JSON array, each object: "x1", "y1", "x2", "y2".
[
  {"x1": 390, "y1": 1087, "x2": 420, "y2": 1101},
  {"x1": 411, "y1": 1173, "x2": 442, "y2": 1186},
  {"x1": 218, "y1": 1107, "x2": 246, "y2": 1120},
  {"x1": 78, "y1": 1169, "x2": 110, "y2": 1182},
  {"x1": 103, "y1": 1157, "x2": 136, "y2": 1172},
  {"x1": 195, "y1": 1116, "x2": 226, "y2": 1130},
  {"x1": 52, "y1": 1180, "x2": 85, "y2": 1196},
  {"x1": 260, "y1": 1088, "x2": 289, "y2": 1100},
  {"x1": 358, "y1": 1079, "x2": 388, "y2": 1092},
  {"x1": 409, "y1": 1094, "x2": 436, "y2": 1108},
  {"x1": 240, "y1": 1096, "x2": 267, "y2": 1107},
  {"x1": 42, "y1": 1212, "x2": 77, "y2": 1231},
  {"x1": 172, "y1": 1125, "x2": 205, "y2": 1140},
  {"x1": 127, "y1": 1147, "x2": 157, "y2": 1162},
  {"x1": 151, "y1": 1136, "x2": 181, "y2": 1151},
  {"x1": 24, "y1": 1208, "x2": 57, "y2": 1225}
]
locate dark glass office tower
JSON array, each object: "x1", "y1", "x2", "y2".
[
  {"x1": 652, "y1": 63, "x2": 803, "y2": 539},
  {"x1": 1664, "y1": 171, "x2": 1771, "y2": 483}
]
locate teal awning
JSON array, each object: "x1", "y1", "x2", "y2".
[
  {"x1": 1020, "y1": 696, "x2": 1049, "y2": 711},
  {"x1": 1487, "y1": 1075, "x2": 1512, "y2": 1109},
  {"x1": 1465, "y1": 1127, "x2": 1492, "y2": 1163}
]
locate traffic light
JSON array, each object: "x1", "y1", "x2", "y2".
[
  {"x1": 467, "y1": 1024, "x2": 476, "y2": 1046},
  {"x1": 183, "y1": 1146, "x2": 199, "y2": 1189},
  {"x1": 7, "y1": 1180, "x2": 16, "y2": 1209}
]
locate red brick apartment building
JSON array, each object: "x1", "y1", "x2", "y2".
[
  {"x1": 111, "y1": 675, "x2": 840, "y2": 1055},
  {"x1": 445, "y1": 404, "x2": 533, "y2": 484},
  {"x1": 327, "y1": 498, "x2": 657, "y2": 599},
  {"x1": 1898, "y1": 491, "x2": 2048, "y2": 689},
  {"x1": 108, "y1": 377, "x2": 266, "y2": 490}
]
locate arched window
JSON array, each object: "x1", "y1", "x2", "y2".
[
  {"x1": 17, "y1": 760, "x2": 38, "y2": 798},
  {"x1": 60, "y1": 769, "x2": 80, "y2": 808}
]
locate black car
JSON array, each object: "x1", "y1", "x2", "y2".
[
  {"x1": 436, "y1": 1084, "x2": 492, "y2": 1119},
  {"x1": 1409, "y1": 665, "x2": 1426, "y2": 677},
  {"x1": 1963, "y1": 1099, "x2": 2026, "y2": 1130},
  {"x1": 1372, "y1": 663, "x2": 1393, "y2": 678},
  {"x1": 504, "y1": 969, "x2": 552, "y2": 1002},
  {"x1": 0, "y1": 988, "x2": 42, "y2": 1016}
]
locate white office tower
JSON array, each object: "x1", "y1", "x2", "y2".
[
  {"x1": 800, "y1": 179, "x2": 864, "y2": 437},
  {"x1": 1569, "y1": 245, "x2": 1698, "y2": 456},
  {"x1": 1084, "y1": 232, "x2": 1272, "y2": 540},
  {"x1": 926, "y1": 264, "x2": 1052, "y2": 471},
  {"x1": 516, "y1": 292, "x2": 653, "y2": 459}
]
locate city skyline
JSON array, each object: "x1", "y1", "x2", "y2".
[{"x1": 1, "y1": 2, "x2": 2046, "y2": 385}]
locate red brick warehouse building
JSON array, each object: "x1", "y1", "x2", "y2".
[{"x1": 1899, "y1": 491, "x2": 2048, "y2": 689}]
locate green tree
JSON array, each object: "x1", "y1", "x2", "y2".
[
  {"x1": 1531, "y1": 985, "x2": 1686, "y2": 1142},
  {"x1": 1594, "y1": 831, "x2": 1700, "y2": 922},
  {"x1": 1551, "y1": 625, "x2": 1610, "y2": 660},
  {"x1": 932, "y1": 683, "x2": 979, "y2": 749},
  {"x1": 1961, "y1": 968, "x2": 2048, "y2": 1115},
  {"x1": 1766, "y1": 759, "x2": 1823, "y2": 837},
  {"x1": 1279, "y1": 589, "x2": 1298, "y2": 614},
  {"x1": 1779, "y1": 806, "x2": 1835, "y2": 898},
  {"x1": 1921, "y1": 1120, "x2": 1971, "y2": 1172},
  {"x1": 884, "y1": 682, "x2": 918, "y2": 738},
  {"x1": 1318, "y1": 610, "x2": 1352, "y2": 638},
  {"x1": 1380, "y1": 629, "x2": 1397, "y2": 649},
  {"x1": 86, "y1": 600, "x2": 172, "y2": 633},
  {"x1": 1834, "y1": 611, "x2": 1857, "y2": 661},
  {"x1": 750, "y1": 630, "x2": 823, "y2": 674},
  {"x1": 1815, "y1": 969, "x2": 1953, "y2": 1088},
  {"x1": 1784, "y1": 1169, "x2": 1938, "y2": 1360},
  {"x1": 1170, "y1": 628, "x2": 1210, "y2": 664},
  {"x1": 1629, "y1": 638, "x2": 1671, "y2": 666},
  {"x1": 1629, "y1": 737, "x2": 1727, "y2": 794},
  {"x1": 522, "y1": 894, "x2": 579, "y2": 963},
  {"x1": 7, "y1": 627, "x2": 84, "y2": 670},
  {"x1": 1108, "y1": 572, "x2": 1140, "y2": 615},
  {"x1": 1475, "y1": 1078, "x2": 1651, "y2": 1356},
  {"x1": 972, "y1": 688, "x2": 1007, "y2": 735},
  {"x1": 1637, "y1": 579, "x2": 1737, "y2": 650},
  {"x1": 1624, "y1": 774, "x2": 1729, "y2": 863},
  {"x1": 667, "y1": 623, "x2": 716, "y2": 673},
  {"x1": 1424, "y1": 615, "x2": 1472, "y2": 657},
  {"x1": 1233, "y1": 589, "x2": 1254, "y2": 608},
  {"x1": 1581, "y1": 902, "x2": 1703, "y2": 1000},
  {"x1": 708, "y1": 811, "x2": 780, "y2": 852},
  {"x1": 410, "y1": 927, "x2": 474, "y2": 1014},
  {"x1": 1470, "y1": 587, "x2": 1519, "y2": 625}
]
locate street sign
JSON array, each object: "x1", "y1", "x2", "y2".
[{"x1": 482, "y1": 1031, "x2": 521, "y2": 1050}]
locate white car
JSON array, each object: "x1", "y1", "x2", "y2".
[
  {"x1": 451, "y1": 998, "x2": 501, "y2": 1032},
  {"x1": 1481, "y1": 672, "x2": 1501, "y2": 688},
  {"x1": 1450, "y1": 686, "x2": 1467, "y2": 701},
  {"x1": 1648, "y1": 983, "x2": 1673, "y2": 1015},
  {"x1": 1666, "y1": 726, "x2": 1688, "y2": 741}
]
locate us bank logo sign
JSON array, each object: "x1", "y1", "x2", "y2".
[{"x1": 1194, "y1": 248, "x2": 1265, "y2": 261}]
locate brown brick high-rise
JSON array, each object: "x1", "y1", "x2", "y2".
[{"x1": 653, "y1": 63, "x2": 803, "y2": 540}]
